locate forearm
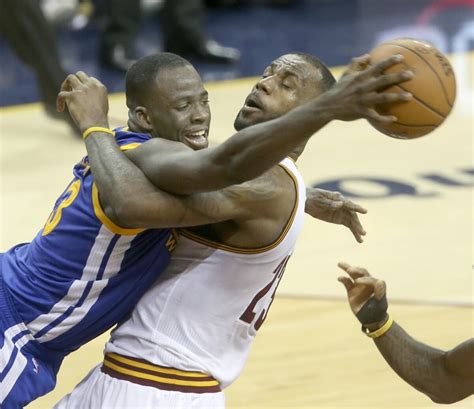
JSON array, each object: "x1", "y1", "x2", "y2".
[
  {"x1": 211, "y1": 99, "x2": 334, "y2": 186},
  {"x1": 85, "y1": 133, "x2": 153, "y2": 217},
  {"x1": 373, "y1": 322, "x2": 472, "y2": 403},
  {"x1": 145, "y1": 99, "x2": 335, "y2": 195}
]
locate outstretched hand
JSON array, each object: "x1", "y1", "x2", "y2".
[
  {"x1": 305, "y1": 188, "x2": 367, "y2": 243},
  {"x1": 56, "y1": 71, "x2": 110, "y2": 134},
  {"x1": 340, "y1": 54, "x2": 371, "y2": 78},
  {"x1": 321, "y1": 54, "x2": 413, "y2": 124},
  {"x1": 337, "y1": 262, "x2": 386, "y2": 316}
]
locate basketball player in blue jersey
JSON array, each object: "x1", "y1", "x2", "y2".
[
  {"x1": 53, "y1": 54, "x2": 414, "y2": 407},
  {"x1": 0, "y1": 52, "x2": 410, "y2": 407}
]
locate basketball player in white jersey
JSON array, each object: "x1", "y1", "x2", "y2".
[{"x1": 55, "y1": 53, "x2": 414, "y2": 407}]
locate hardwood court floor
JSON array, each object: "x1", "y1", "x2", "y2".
[
  {"x1": 0, "y1": 58, "x2": 472, "y2": 408},
  {"x1": 27, "y1": 298, "x2": 473, "y2": 408}
]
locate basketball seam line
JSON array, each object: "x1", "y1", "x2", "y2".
[
  {"x1": 392, "y1": 123, "x2": 436, "y2": 128},
  {"x1": 395, "y1": 83, "x2": 446, "y2": 119},
  {"x1": 385, "y1": 42, "x2": 453, "y2": 108}
]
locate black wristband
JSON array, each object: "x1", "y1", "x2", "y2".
[{"x1": 356, "y1": 294, "x2": 388, "y2": 325}]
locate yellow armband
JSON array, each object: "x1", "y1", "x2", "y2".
[
  {"x1": 82, "y1": 127, "x2": 115, "y2": 140},
  {"x1": 364, "y1": 315, "x2": 394, "y2": 339}
]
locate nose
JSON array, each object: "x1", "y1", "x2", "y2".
[
  {"x1": 256, "y1": 76, "x2": 273, "y2": 94},
  {"x1": 191, "y1": 102, "x2": 209, "y2": 123}
]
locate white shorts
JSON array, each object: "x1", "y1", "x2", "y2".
[{"x1": 54, "y1": 365, "x2": 226, "y2": 409}]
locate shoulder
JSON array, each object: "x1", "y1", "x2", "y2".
[
  {"x1": 223, "y1": 164, "x2": 297, "y2": 215},
  {"x1": 114, "y1": 127, "x2": 151, "y2": 148},
  {"x1": 126, "y1": 137, "x2": 193, "y2": 158},
  {"x1": 250, "y1": 163, "x2": 297, "y2": 197}
]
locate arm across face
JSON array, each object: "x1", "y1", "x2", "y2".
[
  {"x1": 58, "y1": 54, "x2": 411, "y2": 227},
  {"x1": 83, "y1": 130, "x2": 252, "y2": 229},
  {"x1": 100, "y1": 154, "x2": 287, "y2": 232},
  {"x1": 60, "y1": 53, "x2": 413, "y2": 195},
  {"x1": 125, "y1": 54, "x2": 413, "y2": 195}
]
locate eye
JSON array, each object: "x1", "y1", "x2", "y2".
[
  {"x1": 201, "y1": 98, "x2": 210, "y2": 105},
  {"x1": 282, "y1": 82, "x2": 292, "y2": 89},
  {"x1": 176, "y1": 103, "x2": 190, "y2": 111}
]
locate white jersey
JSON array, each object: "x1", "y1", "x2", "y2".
[{"x1": 106, "y1": 158, "x2": 306, "y2": 389}]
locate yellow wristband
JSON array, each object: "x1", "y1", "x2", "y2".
[
  {"x1": 366, "y1": 315, "x2": 393, "y2": 339},
  {"x1": 82, "y1": 127, "x2": 115, "y2": 140}
]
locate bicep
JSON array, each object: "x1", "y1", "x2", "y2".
[
  {"x1": 158, "y1": 174, "x2": 280, "y2": 227},
  {"x1": 182, "y1": 169, "x2": 286, "y2": 223},
  {"x1": 104, "y1": 182, "x2": 233, "y2": 229},
  {"x1": 101, "y1": 167, "x2": 249, "y2": 229}
]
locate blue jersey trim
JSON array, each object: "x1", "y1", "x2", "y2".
[
  {"x1": 33, "y1": 234, "x2": 121, "y2": 341},
  {"x1": 0, "y1": 348, "x2": 19, "y2": 383},
  {"x1": 97, "y1": 234, "x2": 120, "y2": 280}
]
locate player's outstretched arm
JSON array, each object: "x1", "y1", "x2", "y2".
[
  {"x1": 337, "y1": 262, "x2": 474, "y2": 404},
  {"x1": 58, "y1": 55, "x2": 413, "y2": 211},
  {"x1": 125, "y1": 54, "x2": 414, "y2": 195},
  {"x1": 62, "y1": 57, "x2": 414, "y2": 198}
]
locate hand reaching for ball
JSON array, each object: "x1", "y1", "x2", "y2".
[{"x1": 368, "y1": 38, "x2": 456, "y2": 139}]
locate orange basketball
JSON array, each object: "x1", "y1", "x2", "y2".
[{"x1": 369, "y1": 38, "x2": 456, "y2": 139}]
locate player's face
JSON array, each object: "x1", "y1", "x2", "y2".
[
  {"x1": 234, "y1": 54, "x2": 324, "y2": 130},
  {"x1": 148, "y1": 65, "x2": 210, "y2": 150}
]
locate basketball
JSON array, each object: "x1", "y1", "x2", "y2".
[{"x1": 369, "y1": 38, "x2": 456, "y2": 139}]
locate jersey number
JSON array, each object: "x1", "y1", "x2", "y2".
[
  {"x1": 42, "y1": 179, "x2": 81, "y2": 236},
  {"x1": 239, "y1": 256, "x2": 290, "y2": 333}
]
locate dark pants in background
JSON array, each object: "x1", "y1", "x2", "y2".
[{"x1": 0, "y1": 0, "x2": 66, "y2": 113}]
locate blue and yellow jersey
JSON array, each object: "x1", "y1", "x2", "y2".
[{"x1": 0, "y1": 128, "x2": 177, "y2": 353}]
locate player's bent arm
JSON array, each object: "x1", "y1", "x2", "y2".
[
  {"x1": 114, "y1": 168, "x2": 285, "y2": 229},
  {"x1": 84, "y1": 132, "x2": 231, "y2": 228},
  {"x1": 372, "y1": 322, "x2": 474, "y2": 403},
  {"x1": 86, "y1": 132, "x2": 281, "y2": 228},
  {"x1": 125, "y1": 99, "x2": 336, "y2": 195}
]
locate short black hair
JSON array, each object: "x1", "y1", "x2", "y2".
[
  {"x1": 125, "y1": 52, "x2": 192, "y2": 108},
  {"x1": 291, "y1": 52, "x2": 336, "y2": 92}
]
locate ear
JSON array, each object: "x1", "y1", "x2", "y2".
[{"x1": 132, "y1": 106, "x2": 153, "y2": 132}]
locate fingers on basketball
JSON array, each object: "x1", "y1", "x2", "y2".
[{"x1": 368, "y1": 38, "x2": 456, "y2": 139}]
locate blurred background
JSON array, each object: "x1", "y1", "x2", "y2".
[
  {"x1": 1, "y1": 0, "x2": 473, "y2": 107},
  {"x1": 1, "y1": 1, "x2": 473, "y2": 407}
]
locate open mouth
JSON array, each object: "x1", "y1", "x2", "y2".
[
  {"x1": 243, "y1": 95, "x2": 263, "y2": 111},
  {"x1": 184, "y1": 129, "x2": 209, "y2": 150}
]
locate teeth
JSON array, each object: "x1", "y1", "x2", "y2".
[{"x1": 188, "y1": 130, "x2": 206, "y2": 138}]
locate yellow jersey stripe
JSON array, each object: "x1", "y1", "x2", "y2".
[
  {"x1": 120, "y1": 142, "x2": 141, "y2": 151},
  {"x1": 90, "y1": 141, "x2": 146, "y2": 235},
  {"x1": 92, "y1": 184, "x2": 145, "y2": 236},
  {"x1": 107, "y1": 353, "x2": 208, "y2": 378},
  {"x1": 103, "y1": 360, "x2": 219, "y2": 387}
]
